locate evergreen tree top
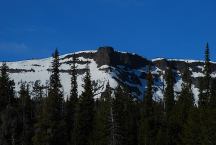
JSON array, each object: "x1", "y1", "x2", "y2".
[
  {"x1": 72, "y1": 53, "x2": 78, "y2": 64},
  {"x1": 70, "y1": 53, "x2": 78, "y2": 101},
  {"x1": 49, "y1": 48, "x2": 63, "y2": 97},
  {"x1": 0, "y1": 63, "x2": 15, "y2": 106},
  {"x1": 205, "y1": 43, "x2": 210, "y2": 62},
  {"x1": 0, "y1": 62, "x2": 9, "y2": 78},
  {"x1": 182, "y1": 63, "x2": 192, "y2": 87},
  {"x1": 52, "y1": 48, "x2": 60, "y2": 58},
  {"x1": 81, "y1": 62, "x2": 94, "y2": 99},
  {"x1": 206, "y1": 42, "x2": 209, "y2": 49}
]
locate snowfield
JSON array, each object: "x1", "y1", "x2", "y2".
[{"x1": 0, "y1": 50, "x2": 212, "y2": 101}]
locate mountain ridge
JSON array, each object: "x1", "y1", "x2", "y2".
[{"x1": 1, "y1": 46, "x2": 215, "y2": 101}]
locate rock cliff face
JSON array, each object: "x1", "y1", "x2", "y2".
[
  {"x1": 153, "y1": 59, "x2": 216, "y2": 73},
  {"x1": 94, "y1": 46, "x2": 150, "y2": 68},
  {"x1": 1, "y1": 47, "x2": 215, "y2": 100},
  {"x1": 95, "y1": 47, "x2": 114, "y2": 67}
]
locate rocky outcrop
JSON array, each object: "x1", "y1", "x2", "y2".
[
  {"x1": 154, "y1": 59, "x2": 216, "y2": 74},
  {"x1": 95, "y1": 46, "x2": 114, "y2": 66},
  {"x1": 9, "y1": 68, "x2": 35, "y2": 73},
  {"x1": 95, "y1": 46, "x2": 150, "y2": 68},
  {"x1": 62, "y1": 46, "x2": 151, "y2": 69}
]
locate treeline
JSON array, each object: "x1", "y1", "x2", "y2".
[{"x1": 0, "y1": 44, "x2": 216, "y2": 145}]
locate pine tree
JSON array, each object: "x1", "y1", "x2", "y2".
[
  {"x1": 182, "y1": 44, "x2": 216, "y2": 145},
  {"x1": 112, "y1": 85, "x2": 138, "y2": 145},
  {"x1": 122, "y1": 87, "x2": 138, "y2": 145},
  {"x1": 144, "y1": 67, "x2": 154, "y2": 117},
  {"x1": 177, "y1": 63, "x2": 194, "y2": 120},
  {"x1": 70, "y1": 53, "x2": 78, "y2": 100},
  {"x1": 65, "y1": 53, "x2": 78, "y2": 145},
  {"x1": 32, "y1": 80, "x2": 44, "y2": 102},
  {"x1": 175, "y1": 64, "x2": 194, "y2": 145},
  {"x1": 164, "y1": 66, "x2": 176, "y2": 145},
  {"x1": 199, "y1": 43, "x2": 211, "y2": 108},
  {"x1": 204, "y1": 43, "x2": 211, "y2": 94},
  {"x1": 139, "y1": 67, "x2": 155, "y2": 145},
  {"x1": 32, "y1": 80, "x2": 44, "y2": 120},
  {"x1": 33, "y1": 49, "x2": 66, "y2": 145},
  {"x1": 91, "y1": 83, "x2": 113, "y2": 145},
  {"x1": 198, "y1": 78, "x2": 205, "y2": 106},
  {"x1": 18, "y1": 83, "x2": 33, "y2": 145},
  {"x1": 164, "y1": 66, "x2": 175, "y2": 114},
  {"x1": 0, "y1": 63, "x2": 15, "y2": 111},
  {"x1": 112, "y1": 86, "x2": 126, "y2": 145},
  {"x1": 74, "y1": 63, "x2": 95, "y2": 145},
  {"x1": 0, "y1": 63, "x2": 19, "y2": 145},
  {"x1": 195, "y1": 43, "x2": 215, "y2": 145}
]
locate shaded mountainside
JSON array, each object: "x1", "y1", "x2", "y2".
[{"x1": 1, "y1": 46, "x2": 216, "y2": 100}]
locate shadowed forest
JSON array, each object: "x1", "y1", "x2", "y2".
[{"x1": 0, "y1": 44, "x2": 216, "y2": 145}]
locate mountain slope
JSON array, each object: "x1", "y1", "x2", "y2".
[{"x1": 1, "y1": 47, "x2": 216, "y2": 100}]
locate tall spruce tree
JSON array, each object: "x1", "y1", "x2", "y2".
[
  {"x1": 32, "y1": 80, "x2": 44, "y2": 102},
  {"x1": 65, "y1": 53, "x2": 78, "y2": 145},
  {"x1": 74, "y1": 63, "x2": 94, "y2": 145},
  {"x1": 70, "y1": 53, "x2": 78, "y2": 100},
  {"x1": 204, "y1": 43, "x2": 211, "y2": 94},
  {"x1": 91, "y1": 83, "x2": 114, "y2": 145},
  {"x1": 164, "y1": 66, "x2": 176, "y2": 145},
  {"x1": 144, "y1": 67, "x2": 154, "y2": 117},
  {"x1": 177, "y1": 63, "x2": 194, "y2": 120},
  {"x1": 122, "y1": 87, "x2": 138, "y2": 145},
  {"x1": 112, "y1": 86, "x2": 126, "y2": 145},
  {"x1": 164, "y1": 66, "x2": 175, "y2": 114},
  {"x1": 139, "y1": 67, "x2": 155, "y2": 145},
  {"x1": 182, "y1": 44, "x2": 216, "y2": 145},
  {"x1": 175, "y1": 64, "x2": 194, "y2": 145},
  {"x1": 0, "y1": 63, "x2": 16, "y2": 111},
  {"x1": 199, "y1": 43, "x2": 211, "y2": 107},
  {"x1": 31, "y1": 80, "x2": 44, "y2": 122},
  {"x1": 33, "y1": 49, "x2": 66, "y2": 145},
  {"x1": 195, "y1": 43, "x2": 214, "y2": 145},
  {"x1": 112, "y1": 85, "x2": 138, "y2": 145},
  {"x1": 0, "y1": 63, "x2": 19, "y2": 145},
  {"x1": 18, "y1": 83, "x2": 33, "y2": 145},
  {"x1": 155, "y1": 104, "x2": 168, "y2": 145}
]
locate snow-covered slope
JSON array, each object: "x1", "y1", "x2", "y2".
[
  {"x1": 1, "y1": 47, "x2": 215, "y2": 100},
  {"x1": 1, "y1": 50, "x2": 119, "y2": 98}
]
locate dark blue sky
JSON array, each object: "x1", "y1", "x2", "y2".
[{"x1": 0, "y1": 0, "x2": 216, "y2": 61}]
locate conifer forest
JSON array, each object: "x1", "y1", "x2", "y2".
[{"x1": 1, "y1": 44, "x2": 216, "y2": 145}]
